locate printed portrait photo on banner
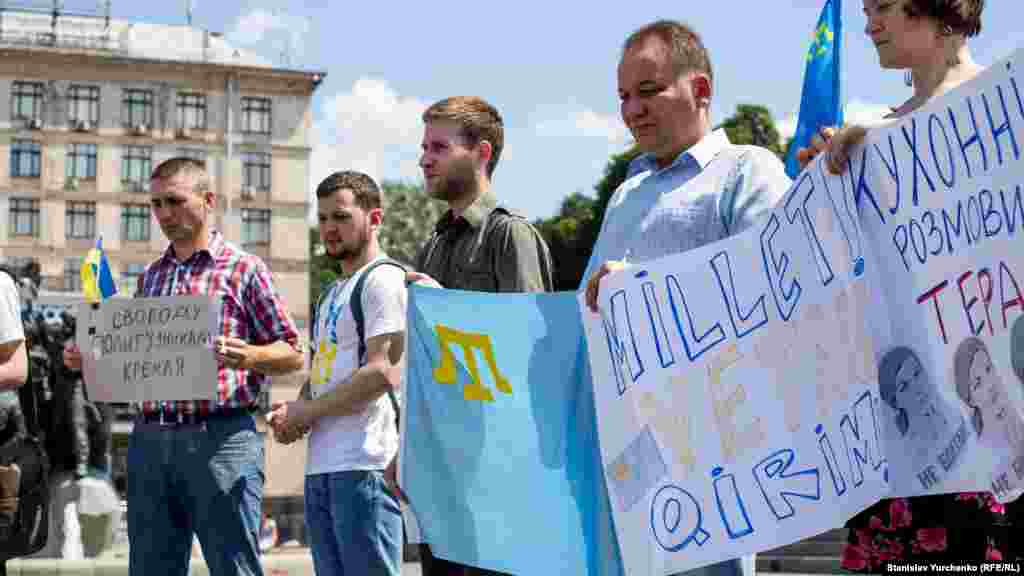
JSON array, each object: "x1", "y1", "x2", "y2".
[
  {"x1": 954, "y1": 336, "x2": 1024, "y2": 498},
  {"x1": 878, "y1": 346, "x2": 969, "y2": 491},
  {"x1": 1012, "y1": 316, "x2": 1024, "y2": 388}
]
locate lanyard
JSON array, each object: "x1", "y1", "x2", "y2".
[
  {"x1": 313, "y1": 257, "x2": 385, "y2": 345},
  {"x1": 314, "y1": 280, "x2": 347, "y2": 344}
]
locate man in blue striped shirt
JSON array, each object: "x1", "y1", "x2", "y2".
[{"x1": 583, "y1": 19, "x2": 792, "y2": 576}]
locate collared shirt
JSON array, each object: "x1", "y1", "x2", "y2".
[
  {"x1": 582, "y1": 129, "x2": 791, "y2": 282},
  {"x1": 137, "y1": 230, "x2": 300, "y2": 416},
  {"x1": 416, "y1": 190, "x2": 553, "y2": 293}
]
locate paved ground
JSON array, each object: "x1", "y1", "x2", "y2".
[
  {"x1": 104, "y1": 542, "x2": 427, "y2": 575},
  {"x1": 23, "y1": 518, "x2": 841, "y2": 576},
  {"x1": 15, "y1": 534, "x2": 846, "y2": 576},
  {"x1": 6, "y1": 561, "x2": 846, "y2": 576},
  {"x1": 15, "y1": 541, "x2": 840, "y2": 576}
]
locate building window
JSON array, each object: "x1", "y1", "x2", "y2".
[
  {"x1": 67, "y1": 85, "x2": 100, "y2": 125},
  {"x1": 122, "y1": 145, "x2": 152, "y2": 191},
  {"x1": 11, "y1": 81, "x2": 44, "y2": 120},
  {"x1": 241, "y1": 97, "x2": 272, "y2": 134},
  {"x1": 9, "y1": 198, "x2": 40, "y2": 237},
  {"x1": 122, "y1": 89, "x2": 154, "y2": 127},
  {"x1": 121, "y1": 204, "x2": 151, "y2": 242},
  {"x1": 10, "y1": 140, "x2": 41, "y2": 178},
  {"x1": 65, "y1": 143, "x2": 98, "y2": 180},
  {"x1": 120, "y1": 262, "x2": 146, "y2": 295},
  {"x1": 177, "y1": 93, "x2": 206, "y2": 130},
  {"x1": 177, "y1": 148, "x2": 207, "y2": 163},
  {"x1": 241, "y1": 208, "x2": 271, "y2": 245},
  {"x1": 242, "y1": 152, "x2": 271, "y2": 190},
  {"x1": 65, "y1": 201, "x2": 96, "y2": 239},
  {"x1": 64, "y1": 258, "x2": 83, "y2": 292}
]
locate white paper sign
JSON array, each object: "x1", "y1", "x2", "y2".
[
  {"x1": 76, "y1": 295, "x2": 219, "y2": 402},
  {"x1": 582, "y1": 47, "x2": 1024, "y2": 575},
  {"x1": 845, "y1": 51, "x2": 1024, "y2": 503}
]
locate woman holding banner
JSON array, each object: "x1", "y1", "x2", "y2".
[
  {"x1": 798, "y1": 0, "x2": 1018, "y2": 570},
  {"x1": 799, "y1": 0, "x2": 985, "y2": 171}
]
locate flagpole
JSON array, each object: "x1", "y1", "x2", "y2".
[{"x1": 837, "y1": 0, "x2": 846, "y2": 126}]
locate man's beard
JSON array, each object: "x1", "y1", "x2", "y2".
[
  {"x1": 329, "y1": 226, "x2": 370, "y2": 262},
  {"x1": 161, "y1": 221, "x2": 197, "y2": 242},
  {"x1": 428, "y1": 157, "x2": 477, "y2": 204}
]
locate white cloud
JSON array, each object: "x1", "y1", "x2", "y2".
[
  {"x1": 536, "y1": 108, "x2": 629, "y2": 145},
  {"x1": 227, "y1": 10, "x2": 274, "y2": 44},
  {"x1": 777, "y1": 113, "x2": 798, "y2": 141},
  {"x1": 309, "y1": 78, "x2": 429, "y2": 217},
  {"x1": 777, "y1": 99, "x2": 892, "y2": 142},
  {"x1": 227, "y1": 8, "x2": 310, "y2": 63},
  {"x1": 575, "y1": 109, "x2": 630, "y2": 144}
]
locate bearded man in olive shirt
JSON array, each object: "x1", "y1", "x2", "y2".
[
  {"x1": 407, "y1": 95, "x2": 553, "y2": 575},
  {"x1": 413, "y1": 96, "x2": 552, "y2": 293}
]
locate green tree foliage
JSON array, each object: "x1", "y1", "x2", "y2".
[
  {"x1": 378, "y1": 181, "x2": 447, "y2": 267},
  {"x1": 718, "y1": 104, "x2": 785, "y2": 158},
  {"x1": 592, "y1": 146, "x2": 643, "y2": 224},
  {"x1": 534, "y1": 146, "x2": 641, "y2": 290},
  {"x1": 533, "y1": 192, "x2": 598, "y2": 291}
]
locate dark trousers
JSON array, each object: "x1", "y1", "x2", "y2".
[{"x1": 419, "y1": 543, "x2": 510, "y2": 576}]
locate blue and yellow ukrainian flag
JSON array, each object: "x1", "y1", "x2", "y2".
[
  {"x1": 784, "y1": 0, "x2": 844, "y2": 178},
  {"x1": 80, "y1": 236, "x2": 117, "y2": 303}
]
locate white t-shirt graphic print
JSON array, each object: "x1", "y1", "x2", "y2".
[{"x1": 306, "y1": 257, "x2": 406, "y2": 475}]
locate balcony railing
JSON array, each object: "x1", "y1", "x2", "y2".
[{"x1": 0, "y1": 29, "x2": 120, "y2": 52}]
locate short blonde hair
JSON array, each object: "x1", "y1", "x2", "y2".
[{"x1": 151, "y1": 157, "x2": 211, "y2": 196}]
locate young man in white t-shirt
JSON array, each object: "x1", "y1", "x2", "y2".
[{"x1": 269, "y1": 171, "x2": 405, "y2": 576}]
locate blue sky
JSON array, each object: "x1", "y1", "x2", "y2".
[{"x1": 71, "y1": 0, "x2": 1024, "y2": 220}]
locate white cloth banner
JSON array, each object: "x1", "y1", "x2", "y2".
[{"x1": 582, "y1": 47, "x2": 1024, "y2": 575}]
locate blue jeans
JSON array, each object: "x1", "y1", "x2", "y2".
[
  {"x1": 304, "y1": 470, "x2": 402, "y2": 576},
  {"x1": 127, "y1": 413, "x2": 264, "y2": 576}
]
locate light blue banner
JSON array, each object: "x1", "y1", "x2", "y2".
[{"x1": 403, "y1": 285, "x2": 610, "y2": 574}]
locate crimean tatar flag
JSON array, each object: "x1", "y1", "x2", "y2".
[{"x1": 784, "y1": 0, "x2": 844, "y2": 178}]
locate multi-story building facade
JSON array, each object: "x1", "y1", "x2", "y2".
[
  {"x1": 0, "y1": 7, "x2": 322, "y2": 333},
  {"x1": 0, "y1": 6, "x2": 322, "y2": 543}
]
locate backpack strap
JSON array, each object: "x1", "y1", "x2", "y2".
[
  {"x1": 349, "y1": 259, "x2": 407, "y2": 427},
  {"x1": 483, "y1": 206, "x2": 555, "y2": 292}
]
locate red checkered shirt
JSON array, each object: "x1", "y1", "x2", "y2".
[{"x1": 137, "y1": 230, "x2": 300, "y2": 417}]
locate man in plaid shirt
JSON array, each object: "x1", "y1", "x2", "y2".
[{"x1": 66, "y1": 158, "x2": 303, "y2": 575}]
